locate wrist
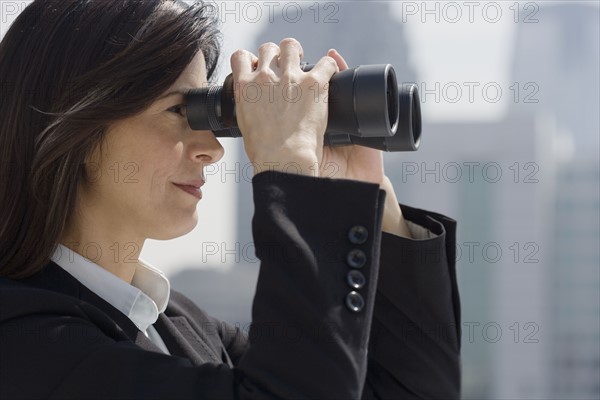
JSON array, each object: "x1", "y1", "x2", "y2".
[
  {"x1": 251, "y1": 152, "x2": 320, "y2": 177},
  {"x1": 380, "y1": 177, "x2": 412, "y2": 238}
]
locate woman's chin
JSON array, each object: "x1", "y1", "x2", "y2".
[{"x1": 151, "y1": 213, "x2": 199, "y2": 240}]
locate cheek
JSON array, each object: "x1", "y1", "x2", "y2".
[
  {"x1": 102, "y1": 117, "x2": 186, "y2": 200},
  {"x1": 139, "y1": 138, "x2": 185, "y2": 196}
]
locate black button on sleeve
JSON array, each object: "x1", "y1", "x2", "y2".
[
  {"x1": 346, "y1": 270, "x2": 366, "y2": 289},
  {"x1": 348, "y1": 225, "x2": 368, "y2": 244},
  {"x1": 345, "y1": 291, "x2": 365, "y2": 312},
  {"x1": 346, "y1": 248, "x2": 367, "y2": 269}
]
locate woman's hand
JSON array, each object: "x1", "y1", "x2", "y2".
[
  {"x1": 230, "y1": 38, "x2": 338, "y2": 175},
  {"x1": 231, "y1": 40, "x2": 411, "y2": 237},
  {"x1": 319, "y1": 49, "x2": 384, "y2": 185},
  {"x1": 230, "y1": 40, "x2": 380, "y2": 184}
]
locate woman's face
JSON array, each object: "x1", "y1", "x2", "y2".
[{"x1": 80, "y1": 51, "x2": 224, "y2": 241}]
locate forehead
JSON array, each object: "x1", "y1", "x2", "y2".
[{"x1": 168, "y1": 51, "x2": 208, "y2": 92}]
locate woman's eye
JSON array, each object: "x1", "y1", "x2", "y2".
[{"x1": 167, "y1": 104, "x2": 187, "y2": 117}]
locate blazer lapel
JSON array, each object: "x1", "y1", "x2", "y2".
[
  {"x1": 131, "y1": 329, "x2": 168, "y2": 354},
  {"x1": 154, "y1": 314, "x2": 222, "y2": 366}
]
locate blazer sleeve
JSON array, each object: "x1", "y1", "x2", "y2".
[
  {"x1": 233, "y1": 170, "x2": 387, "y2": 399},
  {"x1": 362, "y1": 205, "x2": 462, "y2": 399},
  {"x1": 221, "y1": 172, "x2": 461, "y2": 399},
  {"x1": 224, "y1": 174, "x2": 461, "y2": 399}
]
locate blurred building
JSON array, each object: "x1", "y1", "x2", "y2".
[
  {"x1": 549, "y1": 160, "x2": 600, "y2": 398},
  {"x1": 510, "y1": 4, "x2": 599, "y2": 399},
  {"x1": 510, "y1": 3, "x2": 599, "y2": 160}
]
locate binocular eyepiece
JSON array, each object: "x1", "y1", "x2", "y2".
[{"x1": 185, "y1": 63, "x2": 421, "y2": 152}]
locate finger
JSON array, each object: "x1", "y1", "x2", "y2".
[
  {"x1": 230, "y1": 49, "x2": 258, "y2": 77},
  {"x1": 310, "y1": 55, "x2": 339, "y2": 82},
  {"x1": 256, "y1": 42, "x2": 280, "y2": 71},
  {"x1": 278, "y1": 38, "x2": 304, "y2": 71},
  {"x1": 327, "y1": 48, "x2": 349, "y2": 71}
]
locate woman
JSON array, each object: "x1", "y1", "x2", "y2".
[{"x1": 0, "y1": 1, "x2": 461, "y2": 399}]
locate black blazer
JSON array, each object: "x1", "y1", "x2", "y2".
[{"x1": 0, "y1": 171, "x2": 461, "y2": 399}]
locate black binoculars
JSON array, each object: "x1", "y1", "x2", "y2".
[{"x1": 185, "y1": 63, "x2": 421, "y2": 152}]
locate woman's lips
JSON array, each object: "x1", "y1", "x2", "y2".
[{"x1": 173, "y1": 183, "x2": 202, "y2": 199}]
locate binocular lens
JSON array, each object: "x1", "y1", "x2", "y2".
[{"x1": 387, "y1": 74, "x2": 398, "y2": 133}]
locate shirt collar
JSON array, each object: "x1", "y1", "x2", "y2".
[{"x1": 50, "y1": 243, "x2": 170, "y2": 332}]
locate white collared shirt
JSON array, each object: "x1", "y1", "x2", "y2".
[{"x1": 51, "y1": 243, "x2": 171, "y2": 355}]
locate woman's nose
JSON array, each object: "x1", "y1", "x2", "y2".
[{"x1": 188, "y1": 131, "x2": 225, "y2": 164}]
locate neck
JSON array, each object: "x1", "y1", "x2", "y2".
[{"x1": 61, "y1": 209, "x2": 145, "y2": 285}]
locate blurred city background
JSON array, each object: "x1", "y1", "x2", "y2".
[{"x1": 2, "y1": 1, "x2": 599, "y2": 399}]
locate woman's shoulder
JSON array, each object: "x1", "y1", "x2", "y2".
[
  {"x1": 0, "y1": 272, "x2": 84, "y2": 318},
  {"x1": 0, "y1": 263, "x2": 134, "y2": 342},
  {"x1": 0, "y1": 271, "x2": 121, "y2": 332}
]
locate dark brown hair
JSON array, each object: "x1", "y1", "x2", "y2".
[{"x1": 0, "y1": 0, "x2": 221, "y2": 279}]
